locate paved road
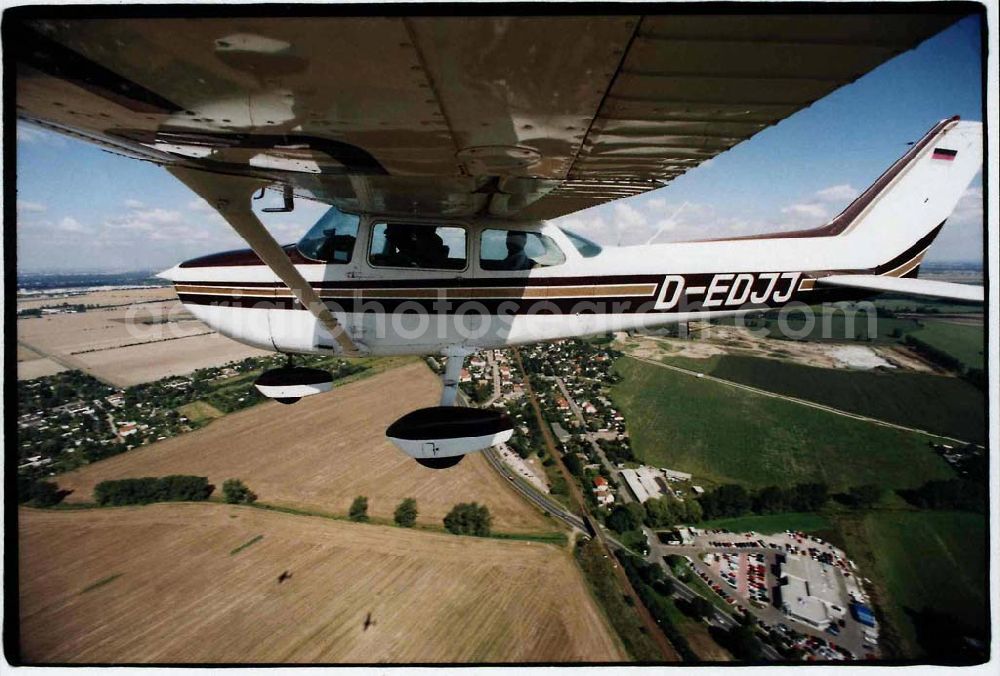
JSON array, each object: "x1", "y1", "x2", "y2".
[
  {"x1": 629, "y1": 355, "x2": 973, "y2": 446},
  {"x1": 481, "y1": 446, "x2": 586, "y2": 533}
]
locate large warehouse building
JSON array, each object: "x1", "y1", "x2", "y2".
[{"x1": 780, "y1": 555, "x2": 848, "y2": 630}]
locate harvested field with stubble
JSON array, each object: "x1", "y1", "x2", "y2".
[
  {"x1": 73, "y1": 332, "x2": 271, "y2": 387},
  {"x1": 18, "y1": 503, "x2": 624, "y2": 663},
  {"x1": 17, "y1": 292, "x2": 270, "y2": 385},
  {"x1": 57, "y1": 362, "x2": 552, "y2": 534},
  {"x1": 16, "y1": 286, "x2": 177, "y2": 310}
]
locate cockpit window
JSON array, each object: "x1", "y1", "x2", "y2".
[
  {"x1": 296, "y1": 207, "x2": 361, "y2": 263},
  {"x1": 369, "y1": 223, "x2": 467, "y2": 270},
  {"x1": 559, "y1": 227, "x2": 603, "y2": 258},
  {"x1": 480, "y1": 229, "x2": 565, "y2": 271}
]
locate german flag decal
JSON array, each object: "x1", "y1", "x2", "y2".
[{"x1": 932, "y1": 147, "x2": 958, "y2": 161}]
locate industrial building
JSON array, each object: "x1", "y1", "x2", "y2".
[
  {"x1": 620, "y1": 466, "x2": 667, "y2": 503},
  {"x1": 779, "y1": 554, "x2": 848, "y2": 630}
]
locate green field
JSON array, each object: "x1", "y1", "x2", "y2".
[
  {"x1": 703, "y1": 355, "x2": 985, "y2": 443},
  {"x1": 909, "y1": 320, "x2": 985, "y2": 371},
  {"x1": 176, "y1": 400, "x2": 224, "y2": 424},
  {"x1": 874, "y1": 298, "x2": 983, "y2": 315},
  {"x1": 699, "y1": 512, "x2": 831, "y2": 534},
  {"x1": 611, "y1": 356, "x2": 955, "y2": 490},
  {"x1": 834, "y1": 510, "x2": 988, "y2": 660}
]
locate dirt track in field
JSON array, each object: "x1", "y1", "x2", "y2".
[
  {"x1": 56, "y1": 362, "x2": 553, "y2": 534},
  {"x1": 18, "y1": 503, "x2": 623, "y2": 663}
]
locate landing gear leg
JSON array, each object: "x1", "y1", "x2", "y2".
[{"x1": 440, "y1": 346, "x2": 474, "y2": 406}]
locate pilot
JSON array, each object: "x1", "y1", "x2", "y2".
[
  {"x1": 384, "y1": 224, "x2": 420, "y2": 267},
  {"x1": 413, "y1": 228, "x2": 449, "y2": 268},
  {"x1": 500, "y1": 231, "x2": 536, "y2": 271}
]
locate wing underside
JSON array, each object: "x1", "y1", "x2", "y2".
[{"x1": 11, "y1": 11, "x2": 967, "y2": 220}]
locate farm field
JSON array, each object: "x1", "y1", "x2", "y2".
[
  {"x1": 55, "y1": 362, "x2": 553, "y2": 534},
  {"x1": 622, "y1": 325, "x2": 936, "y2": 374},
  {"x1": 16, "y1": 286, "x2": 176, "y2": 310},
  {"x1": 703, "y1": 355, "x2": 985, "y2": 443},
  {"x1": 908, "y1": 319, "x2": 985, "y2": 371},
  {"x1": 72, "y1": 332, "x2": 271, "y2": 387},
  {"x1": 698, "y1": 512, "x2": 831, "y2": 535},
  {"x1": 17, "y1": 357, "x2": 68, "y2": 380},
  {"x1": 18, "y1": 503, "x2": 623, "y2": 663},
  {"x1": 610, "y1": 356, "x2": 955, "y2": 491},
  {"x1": 754, "y1": 307, "x2": 920, "y2": 343},
  {"x1": 17, "y1": 301, "x2": 206, "y2": 354},
  {"x1": 17, "y1": 291, "x2": 270, "y2": 386},
  {"x1": 833, "y1": 509, "x2": 988, "y2": 660}
]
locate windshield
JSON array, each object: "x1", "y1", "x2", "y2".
[
  {"x1": 296, "y1": 207, "x2": 361, "y2": 263},
  {"x1": 559, "y1": 227, "x2": 603, "y2": 258}
]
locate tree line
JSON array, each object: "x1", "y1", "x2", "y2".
[
  {"x1": 346, "y1": 496, "x2": 489, "y2": 535},
  {"x1": 698, "y1": 482, "x2": 829, "y2": 520},
  {"x1": 94, "y1": 475, "x2": 214, "y2": 505}
]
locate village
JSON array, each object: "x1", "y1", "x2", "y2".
[
  {"x1": 458, "y1": 338, "x2": 882, "y2": 661},
  {"x1": 16, "y1": 355, "x2": 361, "y2": 478}
]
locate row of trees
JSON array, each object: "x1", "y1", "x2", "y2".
[
  {"x1": 616, "y1": 550, "x2": 697, "y2": 661},
  {"x1": 443, "y1": 502, "x2": 492, "y2": 536},
  {"x1": 348, "y1": 495, "x2": 419, "y2": 528},
  {"x1": 347, "y1": 496, "x2": 489, "y2": 535},
  {"x1": 17, "y1": 477, "x2": 66, "y2": 507},
  {"x1": 94, "y1": 475, "x2": 213, "y2": 506},
  {"x1": 699, "y1": 482, "x2": 829, "y2": 520},
  {"x1": 898, "y1": 478, "x2": 986, "y2": 513}
]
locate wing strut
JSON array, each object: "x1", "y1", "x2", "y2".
[{"x1": 168, "y1": 167, "x2": 364, "y2": 357}]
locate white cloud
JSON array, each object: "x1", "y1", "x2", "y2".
[
  {"x1": 57, "y1": 216, "x2": 91, "y2": 233},
  {"x1": 187, "y1": 198, "x2": 214, "y2": 212},
  {"x1": 17, "y1": 122, "x2": 66, "y2": 146},
  {"x1": 17, "y1": 200, "x2": 47, "y2": 213},
  {"x1": 950, "y1": 186, "x2": 983, "y2": 225},
  {"x1": 780, "y1": 203, "x2": 829, "y2": 220},
  {"x1": 815, "y1": 184, "x2": 859, "y2": 202},
  {"x1": 124, "y1": 199, "x2": 145, "y2": 209}
]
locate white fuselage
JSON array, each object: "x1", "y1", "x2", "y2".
[
  {"x1": 160, "y1": 219, "x2": 900, "y2": 356},
  {"x1": 160, "y1": 118, "x2": 982, "y2": 358}
]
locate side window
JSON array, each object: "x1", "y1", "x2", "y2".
[
  {"x1": 368, "y1": 223, "x2": 467, "y2": 270},
  {"x1": 296, "y1": 207, "x2": 360, "y2": 263},
  {"x1": 480, "y1": 229, "x2": 566, "y2": 271}
]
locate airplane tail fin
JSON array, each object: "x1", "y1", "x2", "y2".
[{"x1": 835, "y1": 117, "x2": 982, "y2": 276}]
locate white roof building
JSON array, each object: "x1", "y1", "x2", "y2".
[
  {"x1": 620, "y1": 466, "x2": 667, "y2": 503},
  {"x1": 780, "y1": 555, "x2": 848, "y2": 630}
]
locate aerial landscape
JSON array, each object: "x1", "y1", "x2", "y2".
[
  {"x1": 7, "y1": 6, "x2": 994, "y2": 671},
  {"x1": 14, "y1": 274, "x2": 988, "y2": 664}
]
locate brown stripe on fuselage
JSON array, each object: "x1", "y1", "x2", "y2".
[{"x1": 174, "y1": 283, "x2": 657, "y2": 299}]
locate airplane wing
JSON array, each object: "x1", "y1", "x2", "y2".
[
  {"x1": 10, "y1": 10, "x2": 970, "y2": 221},
  {"x1": 815, "y1": 275, "x2": 984, "y2": 303}
]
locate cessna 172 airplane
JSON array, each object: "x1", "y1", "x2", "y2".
[{"x1": 11, "y1": 11, "x2": 984, "y2": 467}]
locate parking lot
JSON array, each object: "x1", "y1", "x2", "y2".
[{"x1": 657, "y1": 528, "x2": 880, "y2": 661}]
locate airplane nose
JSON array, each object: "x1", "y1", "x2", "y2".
[{"x1": 156, "y1": 264, "x2": 181, "y2": 282}]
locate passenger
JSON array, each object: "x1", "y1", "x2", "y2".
[{"x1": 500, "y1": 231, "x2": 536, "y2": 271}]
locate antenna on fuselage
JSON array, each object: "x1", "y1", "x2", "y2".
[{"x1": 644, "y1": 201, "x2": 690, "y2": 245}]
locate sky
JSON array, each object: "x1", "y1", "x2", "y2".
[{"x1": 14, "y1": 15, "x2": 985, "y2": 273}]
